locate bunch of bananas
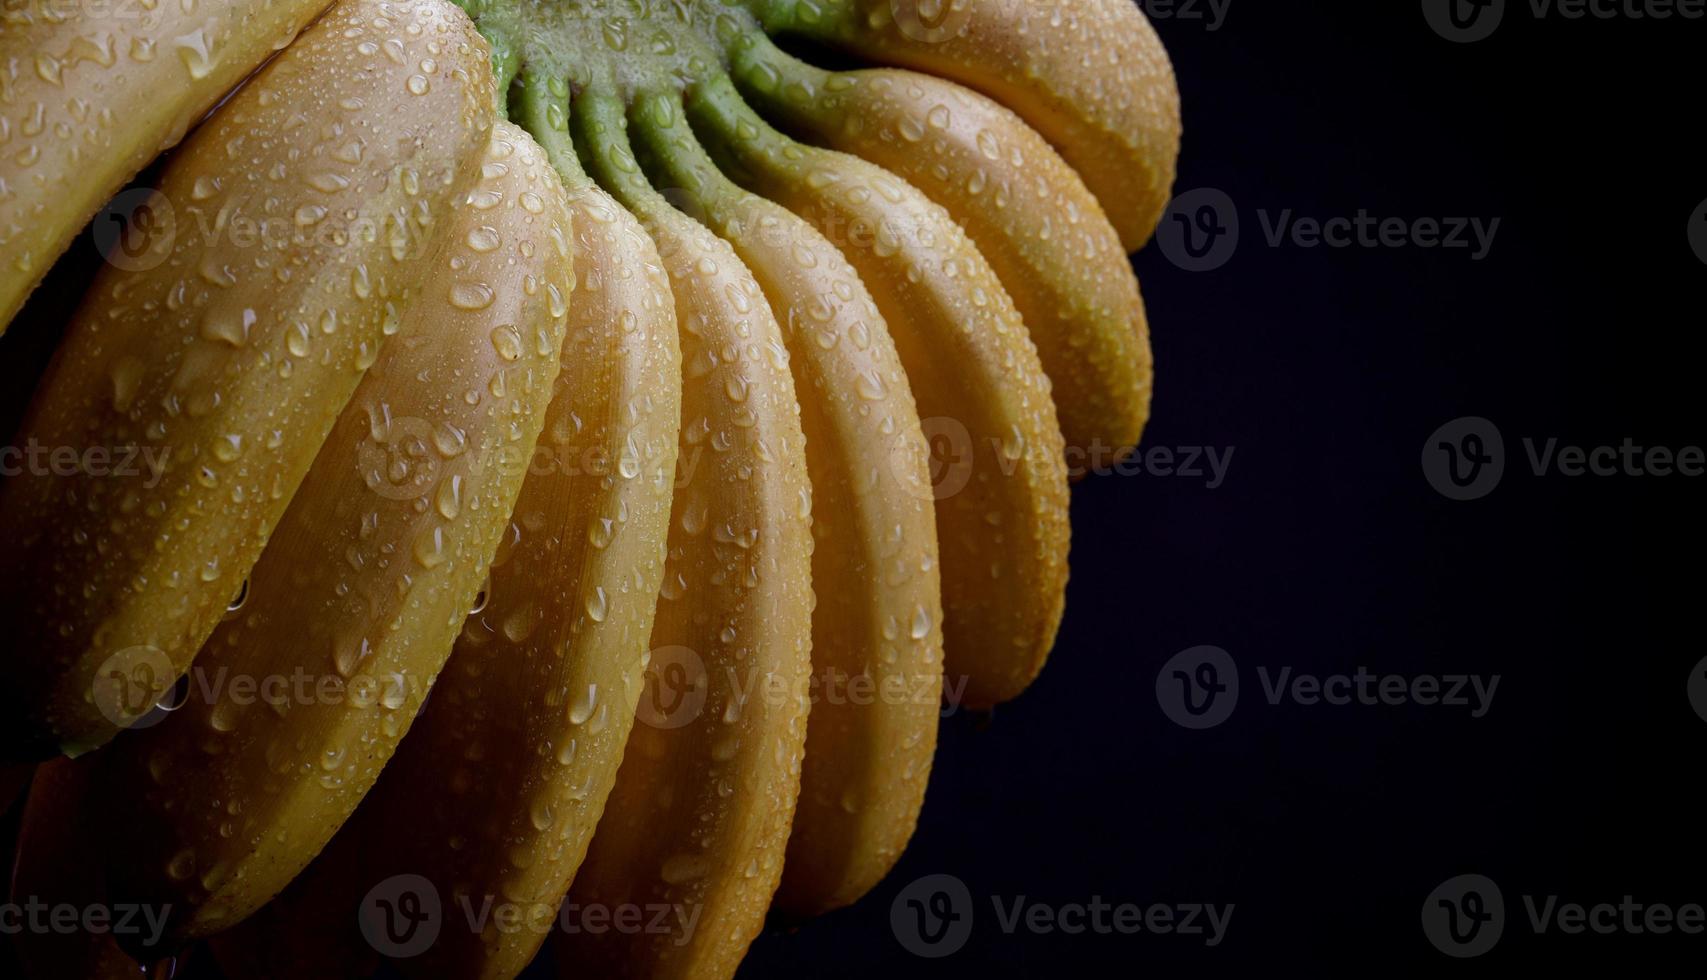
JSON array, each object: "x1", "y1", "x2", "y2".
[{"x1": 0, "y1": 0, "x2": 1178, "y2": 976}]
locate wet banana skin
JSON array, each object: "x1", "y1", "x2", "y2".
[
  {"x1": 558, "y1": 88, "x2": 814, "y2": 980},
  {"x1": 690, "y1": 74, "x2": 1072, "y2": 709},
  {"x1": 211, "y1": 106, "x2": 685, "y2": 980},
  {"x1": 732, "y1": 32, "x2": 1155, "y2": 465},
  {"x1": 0, "y1": 0, "x2": 498, "y2": 762},
  {"x1": 0, "y1": 0, "x2": 337, "y2": 329},
  {"x1": 744, "y1": 0, "x2": 1182, "y2": 250},
  {"x1": 630, "y1": 90, "x2": 943, "y2": 917},
  {"x1": 86, "y1": 115, "x2": 570, "y2": 956}
]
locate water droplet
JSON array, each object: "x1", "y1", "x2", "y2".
[
  {"x1": 568, "y1": 684, "x2": 598, "y2": 725},
  {"x1": 490, "y1": 325, "x2": 523, "y2": 361},
  {"x1": 911, "y1": 605, "x2": 932, "y2": 639},
  {"x1": 451, "y1": 282, "x2": 494, "y2": 310},
  {"x1": 585, "y1": 587, "x2": 608, "y2": 623}
]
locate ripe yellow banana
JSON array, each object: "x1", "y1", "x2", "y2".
[
  {"x1": 0, "y1": 0, "x2": 498, "y2": 761},
  {"x1": 631, "y1": 89, "x2": 942, "y2": 916},
  {"x1": 0, "y1": 0, "x2": 336, "y2": 329},
  {"x1": 80, "y1": 116, "x2": 571, "y2": 956},
  {"x1": 556, "y1": 87, "x2": 813, "y2": 980},
  {"x1": 743, "y1": 0, "x2": 1180, "y2": 250},
  {"x1": 689, "y1": 73, "x2": 1070, "y2": 708},
  {"x1": 208, "y1": 81, "x2": 685, "y2": 980},
  {"x1": 732, "y1": 33, "x2": 1153, "y2": 465},
  {"x1": 7, "y1": 761, "x2": 140, "y2": 980}
]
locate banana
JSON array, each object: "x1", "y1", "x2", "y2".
[
  {"x1": 209, "y1": 78, "x2": 684, "y2": 980},
  {"x1": 732, "y1": 33, "x2": 1153, "y2": 466},
  {"x1": 631, "y1": 90, "x2": 942, "y2": 916},
  {"x1": 6, "y1": 761, "x2": 140, "y2": 980},
  {"x1": 0, "y1": 0, "x2": 498, "y2": 761},
  {"x1": 743, "y1": 0, "x2": 1179, "y2": 251},
  {"x1": 555, "y1": 87, "x2": 813, "y2": 980},
  {"x1": 689, "y1": 73, "x2": 1069, "y2": 708},
  {"x1": 78, "y1": 116, "x2": 571, "y2": 956},
  {"x1": 0, "y1": 0, "x2": 336, "y2": 330}
]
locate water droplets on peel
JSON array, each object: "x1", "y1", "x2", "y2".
[
  {"x1": 451, "y1": 282, "x2": 494, "y2": 310},
  {"x1": 434, "y1": 474, "x2": 463, "y2": 519},
  {"x1": 568, "y1": 684, "x2": 598, "y2": 726},
  {"x1": 174, "y1": 29, "x2": 215, "y2": 80},
  {"x1": 911, "y1": 605, "x2": 933, "y2": 639},
  {"x1": 490, "y1": 325, "x2": 523, "y2": 361},
  {"x1": 466, "y1": 226, "x2": 501, "y2": 253}
]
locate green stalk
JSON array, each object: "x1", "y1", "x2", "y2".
[
  {"x1": 573, "y1": 86, "x2": 675, "y2": 223},
  {"x1": 517, "y1": 68, "x2": 591, "y2": 189},
  {"x1": 683, "y1": 72, "x2": 802, "y2": 188},
  {"x1": 725, "y1": 24, "x2": 832, "y2": 102},
  {"x1": 628, "y1": 90, "x2": 751, "y2": 231},
  {"x1": 740, "y1": 0, "x2": 857, "y2": 36}
]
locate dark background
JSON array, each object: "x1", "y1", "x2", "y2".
[
  {"x1": 4, "y1": 0, "x2": 1703, "y2": 975},
  {"x1": 737, "y1": 0, "x2": 1707, "y2": 974}
]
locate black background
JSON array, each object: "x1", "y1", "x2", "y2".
[{"x1": 4, "y1": 0, "x2": 1703, "y2": 976}]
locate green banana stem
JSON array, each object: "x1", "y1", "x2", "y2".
[
  {"x1": 741, "y1": 0, "x2": 857, "y2": 36},
  {"x1": 490, "y1": 35, "x2": 521, "y2": 113},
  {"x1": 629, "y1": 91, "x2": 751, "y2": 230},
  {"x1": 726, "y1": 27, "x2": 832, "y2": 102},
  {"x1": 517, "y1": 68, "x2": 592, "y2": 189},
  {"x1": 573, "y1": 87, "x2": 676, "y2": 224},
  {"x1": 683, "y1": 72, "x2": 800, "y2": 188}
]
